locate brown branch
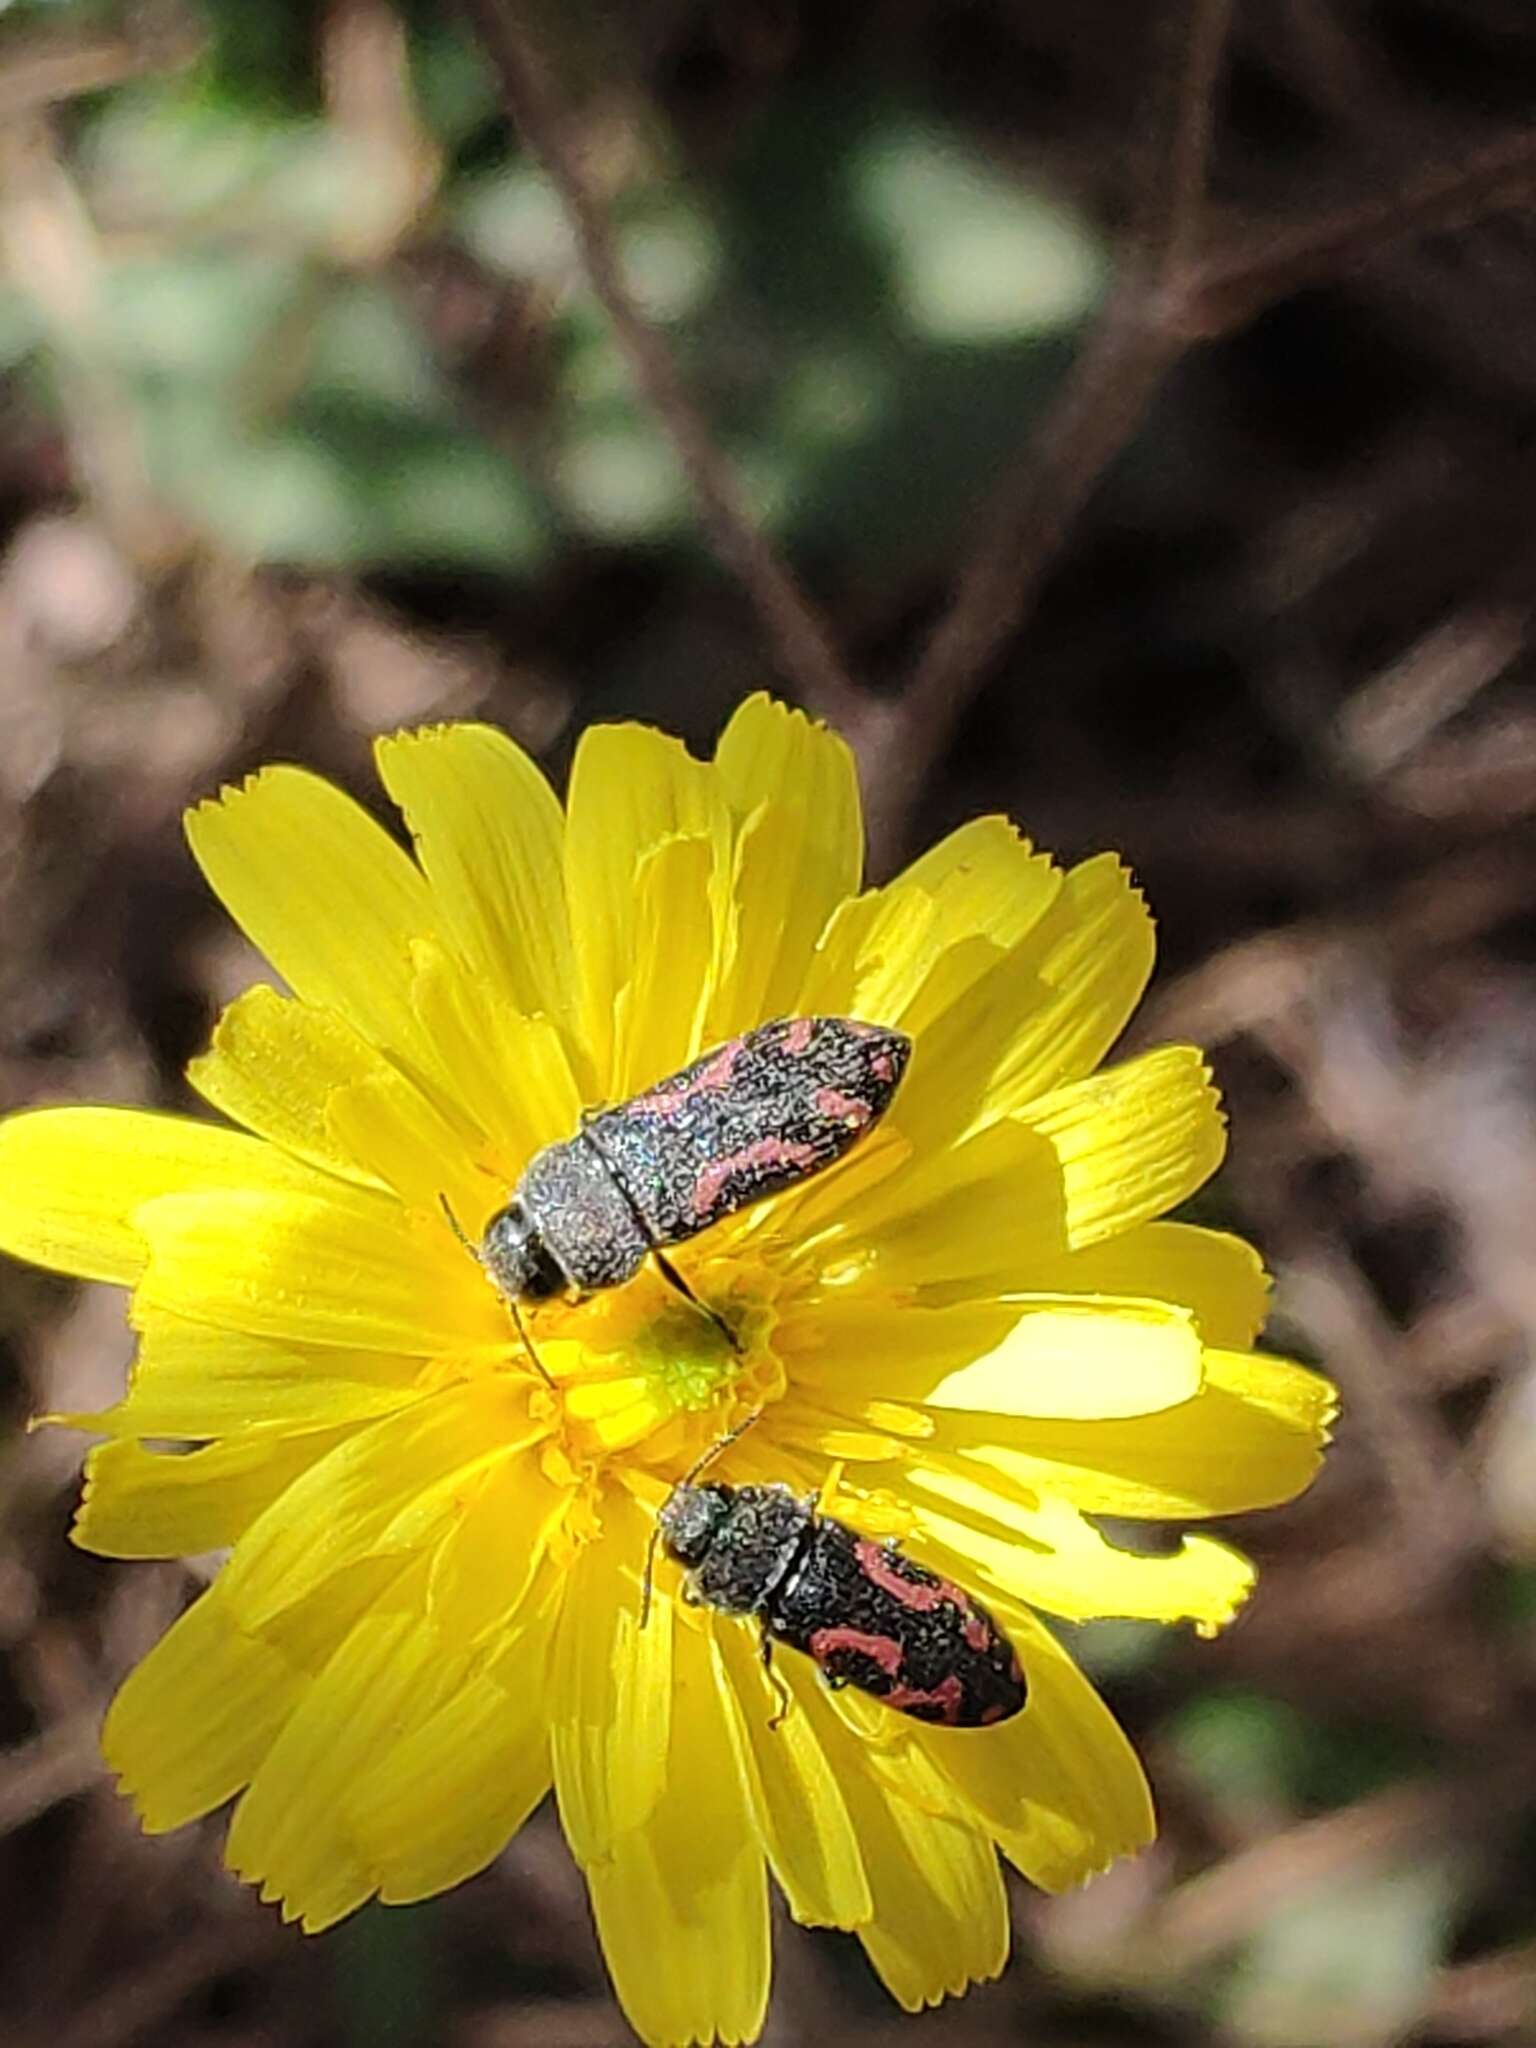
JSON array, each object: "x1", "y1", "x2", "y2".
[
  {"x1": 872, "y1": 21, "x2": 1536, "y2": 858},
  {"x1": 1131, "y1": 0, "x2": 1236, "y2": 281},
  {"x1": 24, "y1": 1918, "x2": 292, "y2": 2048},
  {"x1": 1179, "y1": 118, "x2": 1536, "y2": 336},
  {"x1": 0, "y1": 1714, "x2": 99, "y2": 1836},
  {"x1": 450, "y1": 0, "x2": 1536, "y2": 868},
  {"x1": 1282, "y1": 1251, "x2": 1486, "y2": 1584},
  {"x1": 449, "y1": 0, "x2": 862, "y2": 727},
  {"x1": 864, "y1": 0, "x2": 1235, "y2": 862}
]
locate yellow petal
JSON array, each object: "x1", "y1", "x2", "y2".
[
  {"x1": 880, "y1": 940, "x2": 1053, "y2": 1158},
  {"x1": 185, "y1": 765, "x2": 441, "y2": 1075},
  {"x1": 838, "y1": 823, "x2": 1066, "y2": 1154},
  {"x1": 798, "y1": 883, "x2": 940, "y2": 1024},
  {"x1": 324, "y1": 1061, "x2": 502, "y2": 1228},
  {"x1": 716, "y1": 1621, "x2": 873, "y2": 1929},
  {"x1": 563, "y1": 723, "x2": 729, "y2": 1086},
  {"x1": 348, "y1": 1582, "x2": 557, "y2": 1905},
  {"x1": 984, "y1": 853, "x2": 1155, "y2": 1113},
  {"x1": 783, "y1": 1298, "x2": 1024, "y2": 1388},
  {"x1": 920, "y1": 1606, "x2": 1155, "y2": 1890},
  {"x1": 1020, "y1": 1044, "x2": 1225, "y2": 1249},
  {"x1": 938, "y1": 1345, "x2": 1336, "y2": 1520},
  {"x1": 794, "y1": 1115, "x2": 1055, "y2": 1295},
  {"x1": 216, "y1": 1380, "x2": 540, "y2": 1634},
  {"x1": 794, "y1": 817, "x2": 1059, "y2": 1071},
  {"x1": 91, "y1": 1310, "x2": 422, "y2": 1440},
  {"x1": 549, "y1": 1485, "x2": 674, "y2": 1862},
  {"x1": 187, "y1": 987, "x2": 387, "y2": 1188},
  {"x1": 192, "y1": 982, "x2": 495, "y2": 1227},
  {"x1": 907, "y1": 1468, "x2": 1257, "y2": 1630},
  {"x1": 1026, "y1": 1221, "x2": 1270, "y2": 1350},
  {"x1": 424, "y1": 1444, "x2": 572, "y2": 1647},
  {"x1": 131, "y1": 1187, "x2": 507, "y2": 1355},
  {"x1": 808, "y1": 1297, "x2": 1205, "y2": 1423},
  {"x1": 609, "y1": 835, "x2": 718, "y2": 1099},
  {"x1": 227, "y1": 1558, "x2": 471, "y2": 1932},
  {"x1": 74, "y1": 1426, "x2": 354, "y2": 1558},
  {"x1": 0, "y1": 1107, "x2": 317, "y2": 1285},
  {"x1": 585, "y1": 1622, "x2": 769, "y2": 2048},
  {"x1": 102, "y1": 1580, "x2": 305, "y2": 1832},
  {"x1": 374, "y1": 723, "x2": 579, "y2": 1046},
  {"x1": 802, "y1": 1688, "x2": 1007, "y2": 2010},
  {"x1": 824, "y1": 1049, "x2": 1224, "y2": 1295},
  {"x1": 892, "y1": 814, "x2": 1062, "y2": 952},
  {"x1": 409, "y1": 944, "x2": 584, "y2": 1174},
  {"x1": 858, "y1": 1820, "x2": 1008, "y2": 2011},
  {"x1": 708, "y1": 695, "x2": 863, "y2": 1032}
]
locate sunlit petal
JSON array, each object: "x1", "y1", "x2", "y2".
[
  {"x1": 374, "y1": 723, "x2": 580, "y2": 1049},
  {"x1": 185, "y1": 765, "x2": 441, "y2": 1076},
  {"x1": 0, "y1": 1107, "x2": 318, "y2": 1285},
  {"x1": 716, "y1": 1622, "x2": 872, "y2": 1929},
  {"x1": 102, "y1": 1581, "x2": 306, "y2": 1834},
  {"x1": 710, "y1": 694, "x2": 863, "y2": 1032},
  {"x1": 586, "y1": 1621, "x2": 770, "y2": 2048},
  {"x1": 564, "y1": 723, "x2": 730, "y2": 1086},
  {"x1": 550, "y1": 1484, "x2": 674, "y2": 1861}
]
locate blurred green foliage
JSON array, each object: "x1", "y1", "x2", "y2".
[{"x1": 1, "y1": 6, "x2": 1105, "y2": 573}]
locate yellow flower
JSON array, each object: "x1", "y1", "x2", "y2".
[{"x1": 0, "y1": 696, "x2": 1334, "y2": 2045}]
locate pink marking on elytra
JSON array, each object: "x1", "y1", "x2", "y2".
[
  {"x1": 813, "y1": 1086, "x2": 872, "y2": 1127},
  {"x1": 870, "y1": 1052, "x2": 895, "y2": 1082},
  {"x1": 692, "y1": 1136, "x2": 818, "y2": 1218},
  {"x1": 809, "y1": 1625, "x2": 904, "y2": 1676},
  {"x1": 962, "y1": 1611, "x2": 993, "y2": 1653},
  {"x1": 634, "y1": 1035, "x2": 747, "y2": 1116},
  {"x1": 855, "y1": 1539, "x2": 946, "y2": 1609},
  {"x1": 694, "y1": 1035, "x2": 748, "y2": 1091},
  {"x1": 856, "y1": 1541, "x2": 997, "y2": 1654},
  {"x1": 854, "y1": 1540, "x2": 983, "y2": 1635},
  {"x1": 980, "y1": 1701, "x2": 1011, "y2": 1725},
  {"x1": 883, "y1": 1674, "x2": 965, "y2": 1723},
  {"x1": 782, "y1": 1017, "x2": 815, "y2": 1054}
]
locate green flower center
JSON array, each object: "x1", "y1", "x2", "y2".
[{"x1": 534, "y1": 1263, "x2": 782, "y2": 1465}]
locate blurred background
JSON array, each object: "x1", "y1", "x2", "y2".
[{"x1": 3, "y1": 1, "x2": 1536, "y2": 2043}]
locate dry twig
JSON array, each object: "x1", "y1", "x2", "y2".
[
  {"x1": 450, "y1": 0, "x2": 1536, "y2": 865},
  {"x1": 877, "y1": 0, "x2": 1237, "y2": 852},
  {"x1": 450, "y1": 0, "x2": 861, "y2": 728}
]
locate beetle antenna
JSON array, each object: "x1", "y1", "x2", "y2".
[
  {"x1": 438, "y1": 1192, "x2": 555, "y2": 1391},
  {"x1": 437, "y1": 1191, "x2": 475, "y2": 1254},
  {"x1": 509, "y1": 1297, "x2": 556, "y2": 1390},
  {"x1": 640, "y1": 1404, "x2": 765, "y2": 1629}
]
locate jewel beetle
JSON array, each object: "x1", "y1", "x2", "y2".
[
  {"x1": 657, "y1": 1480, "x2": 1027, "y2": 1728},
  {"x1": 480, "y1": 1015, "x2": 909, "y2": 1305}
]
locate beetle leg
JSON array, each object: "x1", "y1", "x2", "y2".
[
  {"x1": 761, "y1": 1634, "x2": 793, "y2": 1731},
  {"x1": 652, "y1": 1249, "x2": 741, "y2": 1353}
]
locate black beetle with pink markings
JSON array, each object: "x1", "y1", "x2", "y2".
[
  {"x1": 480, "y1": 1016, "x2": 910, "y2": 1305},
  {"x1": 659, "y1": 1481, "x2": 1028, "y2": 1728}
]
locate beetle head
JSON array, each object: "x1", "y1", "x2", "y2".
[
  {"x1": 658, "y1": 1483, "x2": 732, "y2": 1565},
  {"x1": 480, "y1": 1201, "x2": 567, "y2": 1301}
]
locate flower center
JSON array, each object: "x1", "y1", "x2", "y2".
[{"x1": 530, "y1": 1260, "x2": 783, "y2": 1472}]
